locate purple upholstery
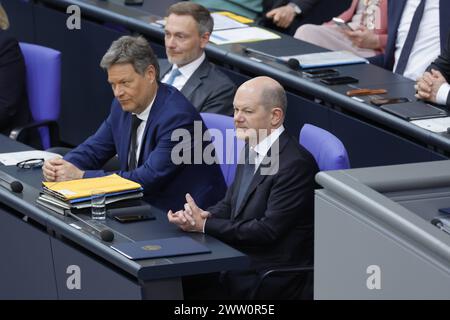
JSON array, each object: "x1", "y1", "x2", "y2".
[
  {"x1": 299, "y1": 124, "x2": 350, "y2": 171},
  {"x1": 200, "y1": 113, "x2": 244, "y2": 187},
  {"x1": 19, "y1": 43, "x2": 61, "y2": 149}
]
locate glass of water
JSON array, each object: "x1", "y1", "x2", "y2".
[{"x1": 91, "y1": 190, "x2": 106, "y2": 221}]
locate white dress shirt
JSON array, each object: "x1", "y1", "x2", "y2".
[
  {"x1": 161, "y1": 53, "x2": 206, "y2": 91},
  {"x1": 436, "y1": 82, "x2": 450, "y2": 105},
  {"x1": 394, "y1": 0, "x2": 440, "y2": 80}
]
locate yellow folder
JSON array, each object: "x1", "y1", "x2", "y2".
[{"x1": 42, "y1": 174, "x2": 142, "y2": 201}]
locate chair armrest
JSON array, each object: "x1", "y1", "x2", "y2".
[
  {"x1": 249, "y1": 265, "x2": 314, "y2": 300},
  {"x1": 9, "y1": 120, "x2": 60, "y2": 147}
]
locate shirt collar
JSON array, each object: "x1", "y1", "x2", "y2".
[
  {"x1": 173, "y1": 52, "x2": 206, "y2": 80},
  {"x1": 252, "y1": 125, "x2": 285, "y2": 159},
  {"x1": 134, "y1": 94, "x2": 156, "y2": 122}
]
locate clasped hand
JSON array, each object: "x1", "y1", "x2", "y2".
[{"x1": 167, "y1": 193, "x2": 210, "y2": 233}]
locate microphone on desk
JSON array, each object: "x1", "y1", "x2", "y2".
[
  {"x1": 66, "y1": 211, "x2": 115, "y2": 242},
  {"x1": 431, "y1": 217, "x2": 450, "y2": 235},
  {"x1": 0, "y1": 170, "x2": 23, "y2": 193},
  {"x1": 243, "y1": 47, "x2": 301, "y2": 70}
]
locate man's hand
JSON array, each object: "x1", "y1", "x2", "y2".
[
  {"x1": 42, "y1": 158, "x2": 84, "y2": 182},
  {"x1": 167, "y1": 193, "x2": 210, "y2": 232},
  {"x1": 344, "y1": 26, "x2": 380, "y2": 49},
  {"x1": 266, "y1": 5, "x2": 297, "y2": 29},
  {"x1": 415, "y1": 69, "x2": 447, "y2": 103}
]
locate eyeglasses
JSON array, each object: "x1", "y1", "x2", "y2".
[{"x1": 16, "y1": 158, "x2": 44, "y2": 169}]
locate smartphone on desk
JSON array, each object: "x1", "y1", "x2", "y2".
[
  {"x1": 370, "y1": 97, "x2": 410, "y2": 106},
  {"x1": 320, "y1": 76, "x2": 358, "y2": 85},
  {"x1": 332, "y1": 18, "x2": 354, "y2": 31},
  {"x1": 303, "y1": 68, "x2": 339, "y2": 78},
  {"x1": 114, "y1": 214, "x2": 154, "y2": 223}
]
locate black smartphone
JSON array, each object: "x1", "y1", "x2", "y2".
[
  {"x1": 320, "y1": 76, "x2": 358, "y2": 85},
  {"x1": 370, "y1": 97, "x2": 410, "y2": 106},
  {"x1": 124, "y1": 0, "x2": 144, "y2": 5},
  {"x1": 114, "y1": 214, "x2": 154, "y2": 223},
  {"x1": 303, "y1": 68, "x2": 339, "y2": 78}
]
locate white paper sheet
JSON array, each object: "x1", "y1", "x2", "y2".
[
  {"x1": 280, "y1": 50, "x2": 368, "y2": 68},
  {"x1": 210, "y1": 27, "x2": 280, "y2": 45},
  {"x1": 411, "y1": 117, "x2": 450, "y2": 133},
  {"x1": 211, "y1": 13, "x2": 248, "y2": 31},
  {"x1": 0, "y1": 150, "x2": 62, "y2": 166}
]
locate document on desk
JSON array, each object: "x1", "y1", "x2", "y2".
[
  {"x1": 280, "y1": 50, "x2": 368, "y2": 68},
  {"x1": 211, "y1": 12, "x2": 249, "y2": 30},
  {"x1": 210, "y1": 27, "x2": 280, "y2": 45},
  {"x1": 110, "y1": 236, "x2": 211, "y2": 260},
  {"x1": 411, "y1": 117, "x2": 450, "y2": 133},
  {"x1": 0, "y1": 150, "x2": 61, "y2": 166}
]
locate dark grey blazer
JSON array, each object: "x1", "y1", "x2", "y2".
[
  {"x1": 160, "y1": 58, "x2": 236, "y2": 116},
  {"x1": 205, "y1": 131, "x2": 319, "y2": 299}
]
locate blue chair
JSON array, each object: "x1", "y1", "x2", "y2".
[
  {"x1": 10, "y1": 43, "x2": 61, "y2": 149},
  {"x1": 249, "y1": 124, "x2": 350, "y2": 299},
  {"x1": 200, "y1": 113, "x2": 244, "y2": 187},
  {"x1": 299, "y1": 124, "x2": 350, "y2": 171}
]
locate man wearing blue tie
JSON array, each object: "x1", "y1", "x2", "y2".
[
  {"x1": 369, "y1": 0, "x2": 450, "y2": 81},
  {"x1": 43, "y1": 35, "x2": 226, "y2": 211}
]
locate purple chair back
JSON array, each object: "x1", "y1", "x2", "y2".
[
  {"x1": 299, "y1": 124, "x2": 350, "y2": 171},
  {"x1": 200, "y1": 113, "x2": 244, "y2": 187},
  {"x1": 19, "y1": 43, "x2": 61, "y2": 149}
]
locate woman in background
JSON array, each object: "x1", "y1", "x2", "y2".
[{"x1": 294, "y1": 0, "x2": 387, "y2": 58}]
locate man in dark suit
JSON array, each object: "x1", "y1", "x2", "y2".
[
  {"x1": 415, "y1": 35, "x2": 450, "y2": 106},
  {"x1": 261, "y1": 0, "x2": 319, "y2": 34},
  {"x1": 161, "y1": 2, "x2": 235, "y2": 115},
  {"x1": 369, "y1": 0, "x2": 450, "y2": 81},
  {"x1": 168, "y1": 76, "x2": 318, "y2": 299},
  {"x1": 0, "y1": 30, "x2": 31, "y2": 136},
  {"x1": 43, "y1": 35, "x2": 226, "y2": 211}
]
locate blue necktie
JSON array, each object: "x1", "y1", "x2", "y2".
[
  {"x1": 394, "y1": 0, "x2": 426, "y2": 75},
  {"x1": 235, "y1": 147, "x2": 256, "y2": 213},
  {"x1": 165, "y1": 68, "x2": 181, "y2": 86}
]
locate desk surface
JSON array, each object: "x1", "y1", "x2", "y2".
[
  {"x1": 40, "y1": 0, "x2": 450, "y2": 154},
  {"x1": 0, "y1": 135, "x2": 248, "y2": 282}
]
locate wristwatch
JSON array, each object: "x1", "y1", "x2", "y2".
[{"x1": 288, "y1": 2, "x2": 302, "y2": 15}]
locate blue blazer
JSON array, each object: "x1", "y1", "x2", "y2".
[
  {"x1": 65, "y1": 83, "x2": 227, "y2": 211},
  {"x1": 369, "y1": 0, "x2": 450, "y2": 70}
]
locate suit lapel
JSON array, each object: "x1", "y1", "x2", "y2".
[
  {"x1": 232, "y1": 132, "x2": 289, "y2": 219},
  {"x1": 180, "y1": 59, "x2": 209, "y2": 104}
]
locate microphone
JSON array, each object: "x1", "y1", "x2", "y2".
[
  {"x1": 66, "y1": 211, "x2": 115, "y2": 242},
  {"x1": 431, "y1": 217, "x2": 450, "y2": 235},
  {"x1": 0, "y1": 170, "x2": 23, "y2": 193},
  {"x1": 243, "y1": 47, "x2": 301, "y2": 70}
]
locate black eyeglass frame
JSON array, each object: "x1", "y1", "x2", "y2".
[{"x1": 16, "y1": 158, "x2": 44, "y2": 169}]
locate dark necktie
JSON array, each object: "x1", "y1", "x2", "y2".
[
  {"x1": 235, "y1": 147, "x2": 257, "y2": 213},
  {"x1": 394, "y1": 0, "x2": 426, "y2": 75},
  {"x1": 128, "y1": 114, "x2": 142, "y2": 170}
]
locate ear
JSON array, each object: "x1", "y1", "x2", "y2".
[
  {"x1": 199, "y1": 32, "x2": 210, "y2": 49},
  {"x1": 271, "y1": 107, "x2": 283, "y2": 126},
  {"x1": 145, "y1": 65, "x2": 157, "y2": 83}
]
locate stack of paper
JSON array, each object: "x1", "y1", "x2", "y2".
[
  {"x1": 280, "y1": 50, "x2": 368, "y2": 69},
  {"x1": 37, "y1": 174, "x2": 143, "y2": 215},
  {"x1": 210, "y1": 27, "x2": 280, "y2": 45},
  {"x1": 0, "y1": 150, "x2": 61, "y2": 166}
]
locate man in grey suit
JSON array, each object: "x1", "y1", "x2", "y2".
[{"x1": 161, "y1": 2, "x2": 236, "y2": 115}]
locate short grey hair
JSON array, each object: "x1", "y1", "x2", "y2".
[
  {"x1": 261, "y1": 85, "x2": 287, "y2": 114},
  {"x1": 100, "y1": 35, "x2": 160, "y2": 79},
  {"x1": 167, "y1": 2, "x2": 213, "y2": 35}
]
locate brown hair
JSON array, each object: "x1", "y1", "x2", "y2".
[{"x1": 167, "y1": 2, "x2": 213, "y2": 35}]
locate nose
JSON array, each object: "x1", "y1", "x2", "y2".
[
  {"x1": 234, "y1": 110, "x2": 244, "y2": 123},
  {"x1": 165, "y1": 35, "x2": 176, "y2": 49},
  {"x1": 113, "y1": 84, "x2": 124, "y2": 98}
]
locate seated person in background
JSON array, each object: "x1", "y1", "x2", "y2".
[
  {"x1": 168, "y1": 76, "x2": 318, "y2": 299},
  {"x1": 191, "y1": 0, "x2": 319, "y2": 35},
  {"x1": 161, "y1": 2, "x2": 235, "y2": 116},
  {"x1": 369, "y1": 0, "x2": 450, "y2": 81},
  {"x1": 0, "y1": 4, "x2": 31, "y2": 136},
  {"x1": 294, "y1": 0, "x2": 387, "y2": 58},
  {"x1": 415, "y1": 34, "x2": 450, "y2": 106},
  {"x1": 43, "y1": 35, "x2": 226, "y2": 212}
]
